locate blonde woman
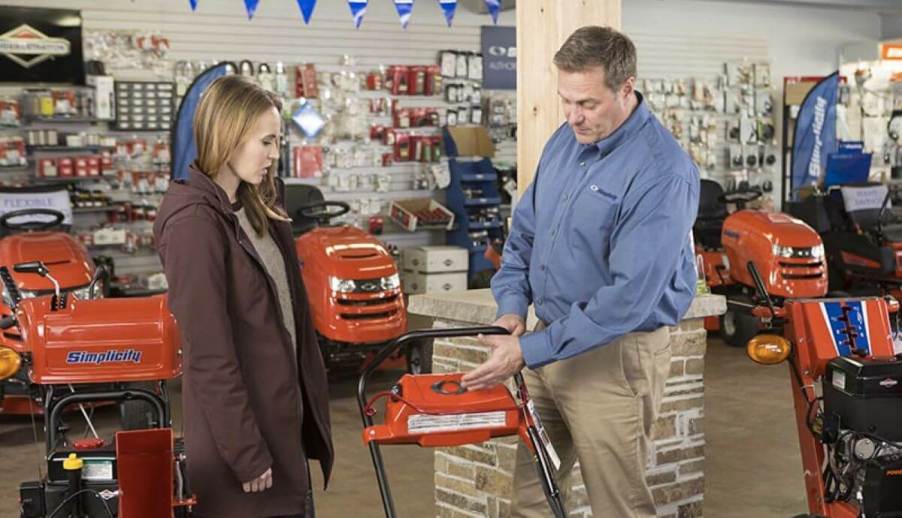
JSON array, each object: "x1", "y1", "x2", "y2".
[{"x1": 154, "y1": 74, "x2": 333, "y2": 518}]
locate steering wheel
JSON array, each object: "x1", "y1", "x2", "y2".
[
  {"x1": 718, "y1": 190, "x2": 762, "y2": 206},
  {"x1": 0, "y1": 209, "x2": 66, "y2": 232},
  {"x1": 298, "y1": 201, "x2": 351, "y2": 224}
]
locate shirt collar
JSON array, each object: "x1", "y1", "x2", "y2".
[{"x1": 582, "y1": 91, "x2": 650, "y2": 157}]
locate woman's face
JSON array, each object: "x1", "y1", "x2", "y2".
[{"x1": 228, "y1": 106, "x2": 281, "y2": 186}]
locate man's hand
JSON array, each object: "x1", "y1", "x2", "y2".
[
  {"x1": 242, "y1": 467, "x2": 273, "y2": 493},
  {"x1": 460, "y1": 334, "x2": 525, "y2": 390},
  {"x1": 494, "y1": 314, "x2": 526, "y2": 337}
]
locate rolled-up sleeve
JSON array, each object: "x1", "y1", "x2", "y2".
[{"x1": 519, "y1": 174, "x2": 698, "y2": 368}]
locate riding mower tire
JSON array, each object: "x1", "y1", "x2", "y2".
[
  {"x1": 406, "y1": 339, "x2": 434, "y2": 375},
  {"x1": 119, "y1": 382, "x2": 158, "y2": 431},
  {"x1": 719, "y1": 309, "x2": 758, "y2": 348}
]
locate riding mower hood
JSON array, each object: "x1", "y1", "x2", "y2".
[
  {"x1": 694, "y1": 179, "x2": 827, "y2": 346},
  {"x1": 285, "y1": 184, "x2": 410, "y2": 374}
]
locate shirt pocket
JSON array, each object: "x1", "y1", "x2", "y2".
[{"x1": 571, "y1": 182, "x2": 620, "y2": 237}]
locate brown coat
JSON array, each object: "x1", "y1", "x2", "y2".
[{"x1": 154, "y1": 165, "x2": 333, "y2": 518}]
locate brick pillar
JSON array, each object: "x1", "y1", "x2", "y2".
[{"x1": 430, "y1": 317, "x2": 709, "y2": 518}]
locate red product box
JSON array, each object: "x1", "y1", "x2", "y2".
[
  {"x1": 58, "y1": 157, "x2": 74, "y2": 177},
  {"x1": 292, "y1": 145, "x2": 323, "y2": 179},
  {"x1": 383, "y1": 129, "x2": 396, "y2": 146},
  {"x1": 294, "y1": 64, "x2": 319, "y2": 98},
  {"x1": 370, "y1": 124, "x2": 386, "y2": 141},
  {"x1": 425, "y1": 65, "x2": 441, "y2": 96},
  {"x1": 366, "y1": 72, "x2": 383, "y2": 91},
  {"x1": 100, "y1": 151, "x2": 113, "y2": 172},
  {"x1": 38, "y1": 158, "x2": 58, "y2": 177},
  {"x1": 74, "y1": 156, "x2": 89, "y2": 177},
  {"x1": 387, "y1": 66, "x2": 409, "y2": 95},
  {"x1": 87, "y1": 156, "x2": 101, "y2": 176},
  {"x1": 393, "y1": 108, "x2": 411, "y2": 129},
  {"x1": 394, "y1": 133, "x2": 411, "y2": 162},
  {"x1": 407, "y1": 66, "x2": 426, "y2": 95}
]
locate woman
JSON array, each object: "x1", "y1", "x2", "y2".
[{"x1": 154, "y1": 74, "x2": 333, "y2": 518}]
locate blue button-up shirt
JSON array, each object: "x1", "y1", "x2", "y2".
[{"x1": 493, "y1": 93, "x2": 700, "y2": 368}]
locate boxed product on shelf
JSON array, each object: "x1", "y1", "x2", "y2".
[
  {"x1": 0, "y1": 99, "x2": 21, "y2": 127},
  {"x1": 293, "y1": 145, "x2": 323, "y2": 178},
  {"x1": 0, "y1": 137, "x2": 27, "y2": 167},
  {"x1": 114, "y1": 81, "x2": 175, "y2": 131},
  {"x1": 389, "y1": 198, "x2": 454, "y2": 231},
  {"x1": 399, "y1": 245, "x2": 469, "y2": 295}
]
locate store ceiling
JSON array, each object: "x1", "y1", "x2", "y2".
[{"x1": 686, "y1": 0, "x2": 902, "y2": 13}]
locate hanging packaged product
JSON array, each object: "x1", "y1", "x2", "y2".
[
  {"x1": 408, "y1": 66, "x2": 426, "y2": 95},
  {"x1": 425, "y1": 65, "x2": 441, "y2": 96},
  {"x1": 394, "y1": 133, "x2": 411, "y2": 161},
  {"x1": 293, "y1": 145, "x2": 324, "y2": 178},
  {"x1": 295, "y1": 64, "x2": 319, "y2": 98}
]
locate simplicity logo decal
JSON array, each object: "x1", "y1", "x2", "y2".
[
  {"x1": 67, "y1": 349, "x2": 142, "y2": 365},
  {"x1": 0, "y1": 24, "x2": 70, "y2": 69}
]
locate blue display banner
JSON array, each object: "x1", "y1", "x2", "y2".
[
  {"x1": 790, "y1": 72, "x2": 839, "y2": 199},
  {"x1": 484, "y1": 0, "x2": 500, "y2": 24},
  {"x1": 438, "y1": 0, "x2": 457, "y2": 26}
]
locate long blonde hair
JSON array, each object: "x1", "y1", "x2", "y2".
[{"x1": 194, "y1": 74, "x2": 288, "y2": 236}]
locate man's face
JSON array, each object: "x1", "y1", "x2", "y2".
[{"x1": 558, "y1": 66, "x2": 634, "y2": 144}]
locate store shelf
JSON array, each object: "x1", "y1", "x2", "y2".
[
  {"x1": 73, "y1": 206, "x2": 117, "y2": 214},
  {"x1": 466, "y1": 220, "x2": 502, "y2": 230},
  {"x1": 463, "y1": 196, "x2": 501, "y2": 207},
  {"x1": 28, "y1": 145, "x2": 113, "y2": 153},
  {"x1": 24, "y1": 116, "x2": 106, "y2": 124},
  {"x1": 460, "y1": 172, "x2": 497, "y2": 182},
  {"x1": 0, "y1": 164, "x2": 29, "y2": 172},
  {"x1": 35, "y1": 176, "x2": 106, "y2": 183}
]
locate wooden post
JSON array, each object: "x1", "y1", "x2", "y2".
[{"x1": 516, "y1": 0, "x2": 621, "y2": 194}]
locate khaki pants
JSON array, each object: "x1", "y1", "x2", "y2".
[{"x1": 511, "y1": 325, "x2": 671, "y2": 518}]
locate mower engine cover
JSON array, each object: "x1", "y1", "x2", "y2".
[
  {"x1": 18, "y1": 295, "x2": 181, "y2": 384},
  {"x1": 721, "y1": 210, "x2": 827, "y2": 298},
  {"x1": 824, "y1": 356, "x2": 902, "y2": 442},
  {"x1": 364, "y1": 373, "x2": 524, "y2": 448}
]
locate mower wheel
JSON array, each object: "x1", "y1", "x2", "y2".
[
  {"x1": 719, "y1": 309, "x2": 757, "y2": 348},
  {"x1": 119, "y1": 382, "x2": 158, "y2": 431},
  {"x1": 406, "y1": 339, "x2": 434, "y2": 375}
]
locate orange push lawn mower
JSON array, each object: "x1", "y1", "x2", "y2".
[
  {"x1": 743, "y1": 257, "x2": 902, "y2": 517},
  {"x1": 0, "y1": 260, "x2": 193, "y2": 517},
  {"x1": 357, "y1": 326, "x2": 565, "y2": 517}
]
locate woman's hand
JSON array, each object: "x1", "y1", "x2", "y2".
[{"x1": 242, "y1": 467, "x2": 273, "y2": 493}]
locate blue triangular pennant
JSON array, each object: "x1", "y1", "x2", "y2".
[
  {"x1": 297, "y1": 0, "x2": 316, "y2": 24},
  {"x1": 394, "y1": 0, "x2": 414, "y2": 29},
  {"x1": 189, "y1": 0, "x2": 198, "y2": 11},
  {"x1": 484, "y1": 0, "x2": 500, "y2": 24},
  {"x1": 244, "y1": 0, "x2": 260, "y2": 19},
  {"x1": 438, "y1": 0, "x2": 457, "y2": 26},
  {"x1": 348, "y1": 0, "x2": 368, "y2": 28}
]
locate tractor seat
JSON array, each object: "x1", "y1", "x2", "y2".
[
  {"x1": 284, "y1": 183, "x2": 325, "y2": 236},
  {"x1": 693, "y1": 179, "x2": 727, "y2": 249}
]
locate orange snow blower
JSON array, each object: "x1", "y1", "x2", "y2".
[
  {"x1": 743, "y1": 257, "x2": 902, "y2": 517},
  {"x1": 358, "y1": 326, "x2": 565, "y2": 517}
]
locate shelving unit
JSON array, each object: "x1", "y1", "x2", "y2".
[{"x1": 444, "y1": 157, "x2": 504, "y2": 283}]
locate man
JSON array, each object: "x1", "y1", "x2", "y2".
[{"x1": 460, "y1": 26, "x2": 700, "y2": 517}]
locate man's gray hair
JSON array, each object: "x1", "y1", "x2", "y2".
[{"x1": 553, "y1": 26, "x2": 637, "y2": 91}]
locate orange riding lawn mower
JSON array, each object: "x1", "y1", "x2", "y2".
[
  {"x1": 693, "y1": 179, "x2": 829, "y2": 346},
  {"x1": 284, "y1": 183, "x2": 430, "y2": 377}
]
